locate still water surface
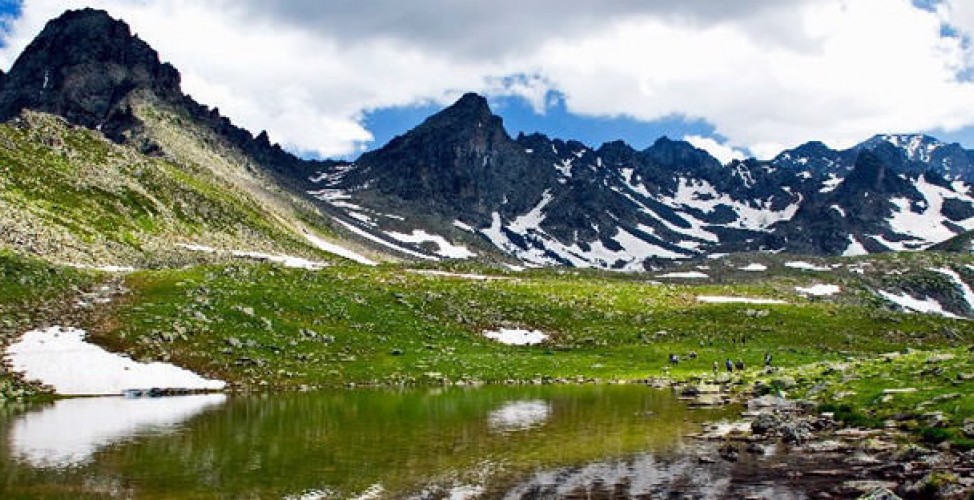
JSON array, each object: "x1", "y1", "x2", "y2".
[{"x1": 0, "y1": 385, "x2": 739, "y2": 498}]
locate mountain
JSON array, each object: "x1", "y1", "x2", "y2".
[
  {"x1": 4, "y1": 8, "x2": 974, "y2": 270},
  {"x1": 315, "y1": 93, "x2": 974, "y2": 267},
  {"x1": 0, "y1": 9, "x2": 380, "y2": 267},
  {"x1": 0, "y1": 8, "x2": 331, "y2": 184}
]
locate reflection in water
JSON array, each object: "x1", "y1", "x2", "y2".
[
  {"x1": 497, "y1": 447, "x2": 805, "y2": 499},
  {"x1": 9, "y1": 394, "x2": 227, "y2": 467},
  {"x1": 0, "y1": 386, "x2": 737, "y2": 498},
  {"x1": 487, "y1": 399, "x2": 551, "y2": 432}
]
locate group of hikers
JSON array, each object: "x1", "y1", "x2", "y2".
[{"x1": 667, "y1": 351, "x2": 773, "y2": 375}]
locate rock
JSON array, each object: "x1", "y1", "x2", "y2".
[
  {"x1": 718, "y1": 442, "x2": 739, "y2": 462},
  {"x1": 922, "y1": 411, "x2": 947, "y2": 428},
  {"x1": 926, "y1": 353, "x2": 955, "y2": 363},
  {"x1": 751, "y1": 413, "x2": 780, "y2": 435},
  {"x1": 881, "y1": 388, "x2": 916, "y2": 395},
  {"x1": 781, "y1": 421, "x2": 814, "y2": 445},
  {"x1": 932, "y1": 392, "x2": 960, "y2": 402},
  {"x1": 803, "y1": 440, "x2": 846, "y2": 453},
  {"x1": 745, "y1": 442, "x2": 766, "y2": 455},
  {"x1": 963, "y1": 418, "x2": 974, "y2": 438},
  {"x1": 689, "y1": 394, "x2": 726, "y2": 407},
  {"x1": 771, "y1": 375, "x2": 798, "y2": 390},
  {"x1": 748, "y1": 395, "x2": 796, "y2": 411},
  {"x1": 225, "y1": 337, "x2": 242, "y2": 348},
  {"x1": 855, "y1": 487, "x2": 901, "y2": 500}
]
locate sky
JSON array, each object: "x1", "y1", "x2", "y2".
[{"x1": 2, "y1": 1, "x2": 974, "y2": 163}]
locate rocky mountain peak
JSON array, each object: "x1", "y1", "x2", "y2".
[
  {"x1": 342, "y1": 93, "x2": 545, "y2": 218},
  {"x1": 0, "y1": 8, "x2": 182, "y2": 139},
  {"x1": 643, "y1": 136, "x2": 722, "y2": 171},
  {"x1": 409, "y1": 92, "x2": 504, "y2": 142}
]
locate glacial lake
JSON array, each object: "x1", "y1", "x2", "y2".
[{"x1": 0, "y1": 385, "x2": 757, "y2": 498}]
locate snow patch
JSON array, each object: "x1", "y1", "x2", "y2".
[
  {"x1": 176, "y1": 243, "x2": 216, "y2": 253},
  {"x1": 842, "y1": 235, "x2": 869, "y2": 257},
  {"x1": 231, "y1": 250, "x2": 329, "y2": 270},
  {"x1": 667, "y1": 178, "x2": 798, "y2": 231},
  {"x1": 696, "y1": 296, "x2": 786, "y2": 305},
  {"x1": 739, "y1": 263, "x2": 767, "y2": 272},
  {"x1": 6, "y1": 327, "x2": 226, "y2": 396},
  {"x1": 302, "y1": 231, "x2": 377, "y2": 266},
  {"x1": 409, "y1": 270, "x2": 506, "y2": 281},
  {"x1": 877, "y1": 291, "x2": 961, "y2": 319},
  {"x1": 795, "y1": 284, "x2": 841, "y2": 296},
  {"x1": 785, "y1": 261, "x2": 830, "y2": 271},
  {"x1": 335, "y1": 218, "x2": 438, "y2": 261},
  {"x1": 657, "y1": 271, "x2": 709, "y2": 279},
  {"x1": 483, "y1": 328, "x2": 548, "y2": 346},
  {"x1": 178, "y1": 242, "x2": 344, "y2": 268},
  {"x1": 386, "y1": 230, "x2": 476, "y2": 259},
  {"x1": 819, "y1": 174, "x2": 842, "y2": 193},
  {"x1": 932, "y1": 267, "x2": 974, "y2": 314},
  {"x1": 884, "y1": 176, "x2": 974, "y2": 249}
]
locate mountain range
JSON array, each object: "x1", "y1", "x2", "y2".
[{"x1": 3, "y1": 8, "x2": 974, "y2": 270}]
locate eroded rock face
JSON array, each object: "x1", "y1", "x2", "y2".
[{"x1": 0, "y1": 8, "x2": 181, "y2": 141}]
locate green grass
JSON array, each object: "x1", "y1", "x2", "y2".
[{"x1": 93, "y1": 260, "x2": 974, "y2": 391}]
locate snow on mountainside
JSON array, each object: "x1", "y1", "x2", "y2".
[{"x1": 308, "y1": 96, "x2": 974, "y2": 269}]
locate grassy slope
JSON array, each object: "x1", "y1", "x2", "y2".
[
  {"x1": 130, "y1": 94, "x2": 386, "y2": 264},
  {"x1": 0, "y1": 110, "x2": 343, "y2": 267},
  {"x1": 88, "y1": 255, "x2": 966, "y2": 368}
]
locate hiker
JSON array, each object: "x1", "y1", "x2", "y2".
[
  {"x1": 735, "y1": 359, "x2": 745, "y2": 371},
  {"x1": 764, "y1": 351, "x2": 773, "y2": 367},
  {"x1": 688, "y1": 351, "x2": 698, "y2": 360},
  {"x1": 725, "y1": 359, "x2": 734, "y2": 373},
  {"x1": 669, "y1": 353, "x2": 679, "y2": 365},
  {"x1": 712, "y1": 361, "x2": 718, "y2": 375}
]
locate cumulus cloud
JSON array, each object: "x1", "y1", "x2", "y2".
[
  {"x1": 1, "y1": 0, "x2": 974, "y2": 159},
  {"x1": 684, "y1": 135, "x2": 746, "y2": 164}
]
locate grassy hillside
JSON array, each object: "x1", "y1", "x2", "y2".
[{"x1": 0, "y1": 110, "x2": 368, "y2": 267}]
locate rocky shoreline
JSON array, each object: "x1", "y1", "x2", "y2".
[{"x1": 682, "y1": 388, "x2": 974, "y2": 499}]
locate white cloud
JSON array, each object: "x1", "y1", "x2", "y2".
[
  {"x1": 684, "y1": 135, "x2": 746, "y2": 164},
  {"x1": 1, "y1": 0, "x2": 974, "y2": 159}
]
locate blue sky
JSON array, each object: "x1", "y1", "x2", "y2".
[{"x1": 4, "y1": 1, "x2": 974, "y2": 163}]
